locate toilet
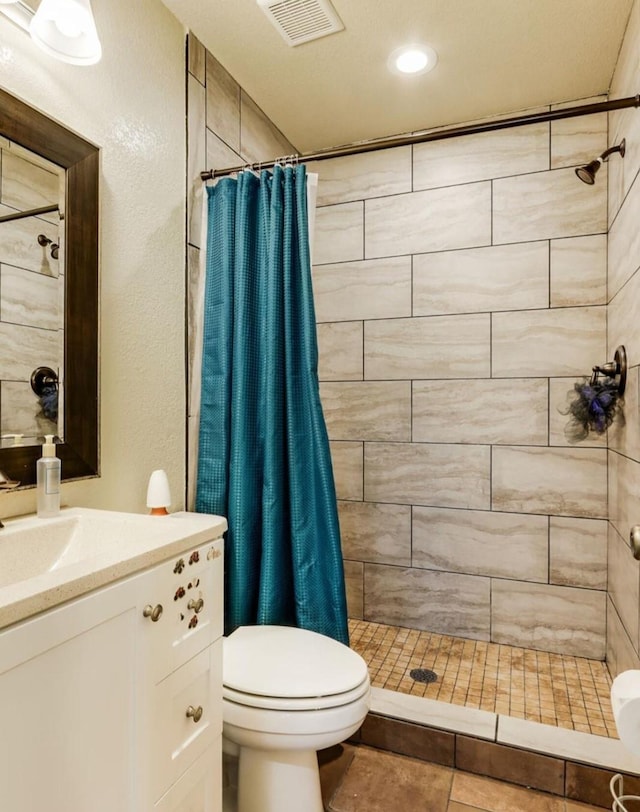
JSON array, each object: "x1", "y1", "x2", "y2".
[{"x1": 223, "y1": 624, "x2": 371, "y2": 812}]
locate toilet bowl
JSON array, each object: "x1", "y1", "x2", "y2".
[{"x1": 223, "y1": 624, "x2": 371, "y2": 812}]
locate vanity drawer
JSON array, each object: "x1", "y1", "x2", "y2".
[
  {"x1": 154, "y1": 738, "x2": 222, "y2": 812},
  {"x1": 151, "y1": 638, "x2": 223, "y2": 802},
  {"x1": 142, "y1": 538, "x2": 223, "y2": 683}
]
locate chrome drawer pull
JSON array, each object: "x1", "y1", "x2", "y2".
[
  {"x1": 187, "y1": 597, "x2": 204, "y2": 613},
  {"x1": 186, "y1": 705, "x2": 203, "y2": 723},
  {"x1": 142, "y1": 604, "x2": 163, "y2": 622}
]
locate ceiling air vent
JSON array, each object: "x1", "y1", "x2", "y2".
[{"x1": 257, "y1": 0, "x2": 344, "y2": 47}]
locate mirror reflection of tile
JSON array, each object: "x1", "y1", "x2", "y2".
[{"x1": 0, "y1": 142, "x2": 63, "y2": 443}]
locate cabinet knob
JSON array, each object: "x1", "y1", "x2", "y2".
[
  {"x1": 187, "y1": 597, "x2": 204, "y2": 613},
  {"x1": 186, "y1": 705, "x2": 203, "y2": 723},
  {"x1": 142, "y1": 603, "x2": 163, "y2": 622},
  {"x1": 631, "y1": 526, "x2": 640, "y2": 560}
]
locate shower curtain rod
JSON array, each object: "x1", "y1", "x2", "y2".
[
  {"x1": 201, "y1": 95, "x2": 640, "y2": 181},
  {"x1": 0, "y1": 204, "x2": 59, "y2": 224}
]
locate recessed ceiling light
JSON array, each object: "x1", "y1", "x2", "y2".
[{"x1": 388, "y1": 43, "x2": 438, "y2": 76}]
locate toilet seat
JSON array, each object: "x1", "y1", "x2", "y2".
[
  {"x1": 223, "y1": 625, "x2": 369, "y2": 707},
  {"x1": 223, "y1": 675, "x2": 370, "y2": 711}
]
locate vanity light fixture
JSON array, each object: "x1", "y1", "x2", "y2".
[
  {"x1": 0, "y1": 0, "x2": 102, "y2": 65},
  {"x1": 30, "y1": 0, "x2": 101, "y2": 65},
  {"x1": 388, "y1": 43, "x2": 438, "y2": 76}
]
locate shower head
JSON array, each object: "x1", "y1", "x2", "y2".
[{"x1": 575, "y1": 139, "x2": 626, "y2": 184}]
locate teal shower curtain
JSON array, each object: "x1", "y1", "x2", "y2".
[{"x1": 196, "y1": 165, "x2": 349, "y2": 645}]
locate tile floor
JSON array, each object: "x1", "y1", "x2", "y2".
[
  {"x1": 319, "y1": 744, "x2": 607, "y2": 812},
  {"x1": 349, "y1": 619, "x2": 617, "y2": 737}
]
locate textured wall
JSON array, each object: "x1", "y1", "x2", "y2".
[
  {"x1": 311, "y1": 105, "x2": 610, "y2": 658},
  {"x1": 0, "y1": 0, "x2": 187, "y2": 515},
  {"x1": 606, "y1": 0, "x2": 640, "y2": 677}
]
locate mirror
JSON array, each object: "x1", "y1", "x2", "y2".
[
  {"x1": 0, "y1": 87, "x2": 98, "y2": 486},
  {"x1": 0, "y1": 137, "x2": 64, "y2": 445}
]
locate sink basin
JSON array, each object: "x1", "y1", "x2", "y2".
[
  {"x1": 0, "y1": 507, "x2": 227, "y2": 628},
  {"x1": 0, "y1": 515, "x2": 93, "y2": 588}
]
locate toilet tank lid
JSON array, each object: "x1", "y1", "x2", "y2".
[{"x1": 223, "y1": 625, "x2": 369, "y2": 698}]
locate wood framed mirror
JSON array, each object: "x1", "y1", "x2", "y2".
[{"x1": 0, "y1": 87, "x2": 98, "y2": 485}]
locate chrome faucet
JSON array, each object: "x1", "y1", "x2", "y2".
[{"x1": 0, "y1": 469, "x2": 20, "y2": 529}]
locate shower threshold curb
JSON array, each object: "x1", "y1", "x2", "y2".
[{"x1": 369, "y1": 686, "x2": 640, "y2": 775}]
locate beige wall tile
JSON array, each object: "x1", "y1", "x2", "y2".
[
  {"x1": 307, "y1": 147, "x2": 411, "y2": 206},
  {"x1": 187, "y1": 75, "x2": 206, "y2": 249},
  {"x1": 413, "y1": 241, "x2": 549, "y2": 316},
  {"x1": 610, "y1": 1, "x2": 640, "y2": 223},
  {"x1": 317, "y1": 321, "x2": 363, "y2": 381},
  {"x1": 364, "y1": 563, "x2": 491, "y2": 640},
  {"x1": 491, "y1": 580, "x2": 606, "y2": 658},
  {"x1": 549, "y1": 516, "x2": 607, "y2": 589},
  {"x1": 607, "y1": 596, "x2": 640, "y2": 679},
  {"x1": 344, "y1": 560, "x2": 363, "y2": 619},
  {"x1": 609, "y1": 364, "x2": 640, "y2": 462},
  {"x1": 609, "y1": 104, "x2": 640, "y2": 225},
  {"x1": 205, "y1": 51, "x2": 240, "y2": 152},
  {"x1": 206, "y1": 128, "x2": 243, "y2": 174},
  {"x1": 314, "y1": 202, "x2": 363, "y2": 266},
  {"x1": 413, "y1": 379, "x2": 547, "y2": 445},
  {"x1": 550, "y1": 110, "x2": 608, "y2": 170},
  {"x1": 413, "y1": 123, "x2": 549, "y2": 190},
  {"x1": 365, "y1": 182, "x2": 491, "y2": 258},
  {"x1": 330, "y1": 441, "x2": 363, "y2": 501},
  {"x1": 493, "y1": 167, "x2": 607, "y2": 244},
  {"x1": 0, "y1": 381, "x2": 56, "y2": 438},
  {"x1": 492, "y1": 306, "x2": 606, "y2": 377},
  {"x1": 0, "y1": 264, "x2": 59, "y2": 331},
  {"x1": 187, "y1": 33, "x2": 205, "y2": 84},
  {"x1": 609, "y1": 172, "x2": 640, "y2": 299},
  {"x1": 0, "y1": 207, "x2": 59, "y2": 275},
  {"x1": 549, "y1": 377, "x2": 607, "y2": 448},
  {"x1": 365, "y1": 442, "x2": 490, "y2": 509},
  {"x1": 609, "y1": 449, "x2": 640, "y2": 541},
  {"x1": 338, "y1": 501, "x2": 411, "y2": 566},
  {"x1": 187, "y1": 245, "x2": 202, "y2": 416},
  {"x1": 1, "y1": 150, "x2": 59, "y2": 211},
  {"x1": 550, "y1": 234, "x2": 606, "y2": 307},
  {"x1": 609, "y1": 269, "x2": 640, "y2": 375},
  {"x1": 320, "y1": 381, "x2": 411, "y2": 441},
  {"x1": 239, "y1": 91, "x2": 295, "y2": 165},
  {"x1": 365, "y1": 313, "x2": 490, "y2": 380},
  {"x1": 413, "y1": 507, "x2": 548, "y2": 582},
  {"x1": 0, "y1": 323, "x2": 60, "y2": 382},
  {"x1": 313, "y1": 257, "x2": 411, "y2": 322},
  {"x1": 608, "y1": 521, "x2": 640, "y2": 648},
  {"x1": 492, "y1": 446, "x2": 607, "y2": 518}
]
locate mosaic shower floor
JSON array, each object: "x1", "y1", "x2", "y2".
[{"x1": 349, "y1": 619, "x2": 617, "y2": 738}]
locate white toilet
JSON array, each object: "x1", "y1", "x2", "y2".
[{"x1": 223, "y1": 624, "x2": 371, "y2": 812}]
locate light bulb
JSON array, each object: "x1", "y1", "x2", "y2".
[
  {"x1": 388, "y1": 44, "x2": 438, "y2": 77},
  {"x1": 396, "y1": 49, "x2": 428, "y2": 74}
]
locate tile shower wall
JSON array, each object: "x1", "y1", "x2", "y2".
[
  {"x1": 0, "y1": 142, "x2": 62, "y2": 442},
  {"x1": 310, "y1": 104, "x2": 610, "y2": 659},
  {"x1": 606, "y1": 0, "x2": 640, "y2": 677},
  {"x1": 186, "y1": 32, "x2": 295, "y2": 490}
]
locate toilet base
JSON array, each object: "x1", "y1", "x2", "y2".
[{"x1": 237, "y1": 746, "x2": 322, "y2": 812}]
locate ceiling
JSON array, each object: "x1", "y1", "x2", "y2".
[{"x1": 160, "y1": 0, "x2": 634, "y2": 153}]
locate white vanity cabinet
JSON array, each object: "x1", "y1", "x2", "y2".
[{"x1": 0, "y1": 534, "x2": 224, "y2": 812}]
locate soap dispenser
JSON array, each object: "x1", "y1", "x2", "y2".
[{"x1": 37, "y1": 434, "x2": 61, "y2": 518}]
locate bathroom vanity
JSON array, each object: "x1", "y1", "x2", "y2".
[{"x1": 0, "y1": 508, "x2": 226, "y2": 812}]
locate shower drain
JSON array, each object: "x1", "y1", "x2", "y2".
[{"x1": 409, "y1": 667, "x2": 438, "y2": 684}]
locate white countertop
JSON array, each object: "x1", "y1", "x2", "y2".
[{"x1": 0, "y1": 507, "x2": 227, "y2": 630}]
